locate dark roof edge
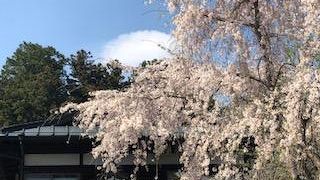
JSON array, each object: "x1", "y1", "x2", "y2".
[
  {"x1": 1, "y1": 112, "x2": 76, "y2": 133},
  {"x1": 1, "y1": 120, "x2": 45, "y2": 133}
]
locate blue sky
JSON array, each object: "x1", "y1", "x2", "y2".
[{"x1": 0, "y1": 0, "x2": 172, "y2": 68}]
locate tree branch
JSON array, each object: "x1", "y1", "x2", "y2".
[{"x1": 272, "y1": 63, "x2": 296, "y2": 89}]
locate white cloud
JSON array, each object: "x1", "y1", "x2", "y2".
[{"x1": 102, "y1": 30, "x2": 174, "y2": 66}]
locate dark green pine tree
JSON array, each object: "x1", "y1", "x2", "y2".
[
  {"x1": 67, "y1": 50, "x2": 126, "y2": 103},
  {"x1": 0, "y1": 42, "x2": 67, "y2": 125}
]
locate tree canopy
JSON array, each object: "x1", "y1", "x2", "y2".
[
  {"x1": 67, "y1": 50, "x2": 126, "y2": 103},
  {"x1": 0, "y1": 42, "x2": 67, "y2": 125},
  {"x1": 61, "y1": 0, "x2": 320, "y2": 179},
  {"x1": 0, "y1": 43, "x2": 126, "y2": 126}
]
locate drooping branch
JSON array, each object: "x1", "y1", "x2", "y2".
[
  {"x1": 306, "y1": 148, "x2": 320, "y2": 171},
  {"x1": 252, "y1": 0, "x2": 273, "y2": 87}
]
